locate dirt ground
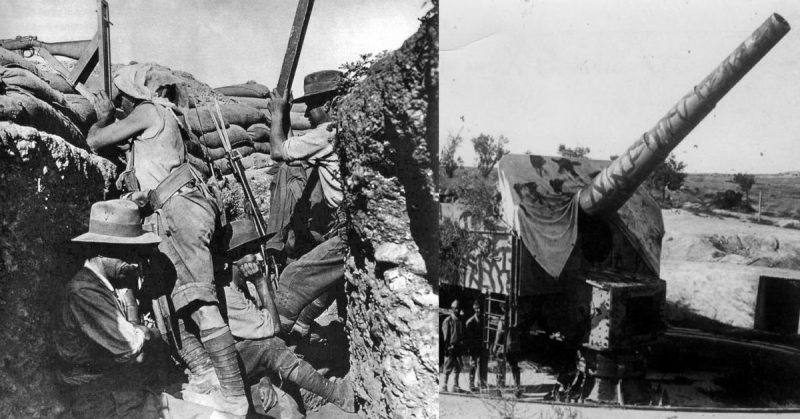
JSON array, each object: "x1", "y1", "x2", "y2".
[
  {"x1": 439, "y1": 394, "x2": 800, "y2": 419},
  {"x1": 660, "y1": 209, "x2": 800, "y2": 329}
]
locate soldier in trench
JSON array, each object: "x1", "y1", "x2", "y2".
[
  {"x1": 56, "y1": 199, "x2": 216, "y2": 418},
  {"x1": 85, "y1": 64, "x2": 248, "y2": 417},
  {"x1": 214, "y1": 219, "x2": 357, "y2": 414},
  {"x1": 263, "y1": 70, "x2": 347, "y2": 344}
]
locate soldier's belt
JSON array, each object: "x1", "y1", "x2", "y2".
[{"x1": 149, "y1": 163, "x2": 197, "y2": 210}]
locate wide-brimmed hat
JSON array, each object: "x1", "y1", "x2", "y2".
[
  {"x1": 293, "y1": 70, "x2": 343, "y2": 103},
  {"x1": 72, "y1": 199, "x2": 160, "y2": 245},
  {"x1": 222, "y1": 219, "x2": 264, "y2": 253}
]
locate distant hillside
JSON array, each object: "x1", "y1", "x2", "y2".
[{"x1": 440, "y1": 165, "x2": 800, "y2": 222}]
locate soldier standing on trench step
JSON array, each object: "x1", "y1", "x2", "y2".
[
  {"x1": 85, "y1": 63, "x2": 248, "y2": 417},
  {"x1": 264, "y1": 70, "x2": 347, "y2": 344},
  {"x1": 441, "y1": 299, "x2": 466, "y2": 392}
]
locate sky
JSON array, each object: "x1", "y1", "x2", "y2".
[
  {"x1": 441, "y1": 0, "x2": 800, "y2": 174},
  {"x1": 1, "y1": 0, "x2": 427, "y2": 93}
]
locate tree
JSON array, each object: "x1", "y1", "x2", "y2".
[
  {"x1": 455, "y1": 171, "x2": 501, "y2": 230},
  {"x1": 647, "y1": 154, "x2": 687, "y2": 203},
  {"x1": 732, "y1": 173, "x2": 756, "y2": 204},
  {"x1": 472, "y1": 134, "x2": 509, "y2": 177},
  {"x1": 557, "y1": 144, "x2": 591, "y2": 158},
  {"x1": 441, "y1": 133, "x2": 464, "y2": 178}
]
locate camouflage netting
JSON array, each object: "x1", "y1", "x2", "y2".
[
  {"x1": 335, "y1": 5, "x2": 438, "y2": 418},
  {"x1": 0, "y1": 122, "x2": 116, "y2": 417}
]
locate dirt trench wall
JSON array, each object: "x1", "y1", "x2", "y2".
[
  {"x1": 336, "y1": 6, "x2": 438, "y2": 419},
  {"x1": 0, "y1": 122, "x2": 116, "y2": 416}
]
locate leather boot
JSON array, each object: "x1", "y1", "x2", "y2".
[
  {"x1": 468, "y1": 371, "x2": 477, "y2": 392},
  {"x1": 441, "y1": 374, "x2": 449, "y2": 392},
  {"x1": 513, "y1": 370, "x2": 522, "y2": 398},
  {"x1": 453, "y1": 372, "x2": 464, "y2": 392}
]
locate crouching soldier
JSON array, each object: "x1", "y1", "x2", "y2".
[
  {"x1": 218, "y1": 219, "x2": 356, "y2": 414},
  {"x1": 57, "y1": 199, "x2": 216, "y2": 418}
]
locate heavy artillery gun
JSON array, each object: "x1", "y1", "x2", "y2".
[{"x1": 495, "y1": 14, "x2": 789, "y2": 403}]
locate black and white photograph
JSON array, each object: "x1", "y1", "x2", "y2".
[
  {"x1": 440, "y1": 0, "x2": 800, "y2": 417},
  {"x1": 0, "y1": 1, "x2": 437, "y2": 418}
]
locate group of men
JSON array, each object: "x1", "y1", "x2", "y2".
[
  {"x1": 440, "y1": 298, "x2": 522, "y2": 397},
  {"x1": 56, "y1": 64, "x2": 355, "y2": 418}
]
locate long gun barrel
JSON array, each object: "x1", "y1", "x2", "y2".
[
  {"x1": 578, "y1": 14, "x2": 790, "y2": 216},
  {"x1": 0, "y1": 36, "x2": 92, "y2": 60}
]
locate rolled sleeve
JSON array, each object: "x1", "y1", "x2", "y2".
[
  {"x1": 223, "y1": 284, "x2": 276, "y2": 340},
  {"x1": 281, "y1": 125, "x2": 334, "y2": 162},
  {"x1": 67, "y1": 289, "x2": 144, "y2": 363}
]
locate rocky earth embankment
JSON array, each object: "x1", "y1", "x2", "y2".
[
  {"x1": 0, "y1": 123, "x2": 116, "y2": 417},
  {"x1": 336, "y1": 5, "x2": 439, "y2": 418}
]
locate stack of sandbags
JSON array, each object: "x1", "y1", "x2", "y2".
[
  {"x1": 214, "y1": 81, "x2": 314, "y2": 131},
  {"x1": 0, "y1": 49, "x2": 89, "y2": 148},
  {"x1": 0, "y1": 49, "x2": 280, "y2": 176}
]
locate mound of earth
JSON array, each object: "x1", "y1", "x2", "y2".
[{"x1": 661, "y1": 209, "x2": 800, "y2": 329}]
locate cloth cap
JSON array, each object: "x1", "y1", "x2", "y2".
[
  {"x1": 72, "y1": 199, "x2": 160, "y2": 245},
  {"x1": 293, "y1": 70, "x2": 343, "y2": 103},
  {"x1": 113, "y1": 63, "x2": 186, "y2": 108}
]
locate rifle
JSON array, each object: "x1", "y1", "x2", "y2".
[
  {"x1": 209, "y1": 99, "x2": 282, "y2": 332},
  {"x1": 0, "y1": 36, "x2": 92, "y2": 60}
]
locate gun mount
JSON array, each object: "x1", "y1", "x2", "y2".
[{"x1": 490, "y1": 14, "x2": 789, "y2": 404}]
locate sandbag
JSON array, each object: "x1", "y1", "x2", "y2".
[
  {"x1": 231, "y1": 96, "x2": 269, "y2": 109},
  {"x1": 0, "y1": 91, "x2": 85, "y2": 147},
  {"x1": 192, "y1": 124, "x2": 251, "y2": 148},
  {"x1": 214, "y1": 153, "x2": 254, "y2": 175},
  {"x1": 63, "y1": 94, "x2": 96, "y2": 130},
  {"x1": 186, "y1": 152, "x2": 212, "y2": 179},
  {"x1": 246, "y1": 123, "x2": 270, "y2": 143},
  {"x1": 186, "y1": 103, "x2": 266, "y2": 131},
  {"x1": 0, "y1": 49, "x2": 75, "y2": 94},
  {"x1": 0, "y1": 49, "x2": 42, "y2": 77},
  {"x1": 186, "y1": 141, "x2": 254, "y2": 161},
  {"x1": 0, "y1": 66, "x2": 66, "y2": 105},
  {"x1": 253, "y1": 141, "x2": 270, "y2": 154},
  {"x1": 184, "y1": 107, "x2": 230, "y2": 134},
  {"x1": 228, "y1": 97, "x2": 306, "y2": 115},
  {"x1": 215, "y1": 82, "x2": 270, "y2": 98}
]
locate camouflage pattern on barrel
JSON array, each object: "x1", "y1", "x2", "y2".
[{"x1": 579, "y1": 14, "x2": 790, "y2": 216}]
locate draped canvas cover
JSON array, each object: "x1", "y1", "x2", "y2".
[{"x1": 497, "y1": 154, "x2": 663, "y2": 279}]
